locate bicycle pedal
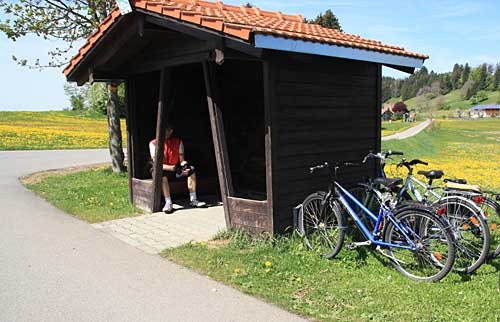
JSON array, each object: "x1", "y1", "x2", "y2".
[
  {"x1": 346, "y1": 241, "x2": 371, "y2": 250},
  {"x1": 346, "y1": 243, "x2": 356, "y2": 251}
]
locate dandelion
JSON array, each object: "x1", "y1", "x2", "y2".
[
  {"x1": 264, "y1": 261, "x2": 272, "y2": 267},
  {"x1": 234, "y1": 268, "x2": 241, "y2": 274},
  {"x1": 264, "y1": 268, "x2": 271, "y2": 273}
]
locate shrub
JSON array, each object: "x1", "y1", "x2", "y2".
[
  {"x1": 470, "y1": 91, "x2": 488, "y2": 105},
  {"x1": 392, "y1": 112, "x2": 404, "y2": 121}
]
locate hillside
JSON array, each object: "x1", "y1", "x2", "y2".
[{"x1": 387, "y1": 89, "x2": 500, "y2": 118}]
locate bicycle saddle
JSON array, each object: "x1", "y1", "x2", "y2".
[
  {"x1": 417, "y1": 170, "x2": 444, "y2": 180},
  {"x1": 374, "y1": 177, "x2": 403, "y2": 189}
]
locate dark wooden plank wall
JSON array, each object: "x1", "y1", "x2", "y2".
[
  {"x1": 132, "y1": 178, "x2": 154, "y2": 211},
  {"x1": 269, "y1": 53, "x2": 380, "y2": 233},
  {"x1": 227, "y1": 197, "x2": 270, "y2": 234}
]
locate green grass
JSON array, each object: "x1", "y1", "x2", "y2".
[
  {"x1": 24, "y1": 166, "x2": 141, "y2": 223},
  {"x1": 381, "y1": 120, "x2": 419, "y2": 137},
  {"x1": 163, "y1": 231, "x2": 500, "y2": 322}
]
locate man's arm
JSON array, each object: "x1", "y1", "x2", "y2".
[{"x1": 179, "y1": 141, "x2": 187, "y2": 166}]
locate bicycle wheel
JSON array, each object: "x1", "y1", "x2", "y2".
[
  {"x1": 436, "y1": 197, "x2": 490, "y2": 274},
  {"x1": 299, "y1": 192, "x2": 345, "y2": 259},
  {"x1": 383, "y1": 207, "x2": 456, "y2": 282},
  {"x1": 480, "y1": 196, "x2": 500, "y2": 258}
]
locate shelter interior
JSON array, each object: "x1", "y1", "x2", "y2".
[{"x1": 129, "y1": 60, "x2": 267, "y2": 210}]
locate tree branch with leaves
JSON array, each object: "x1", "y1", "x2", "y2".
[{"x1": 1, "y1": 0, "x2": 126, "y2": 173}]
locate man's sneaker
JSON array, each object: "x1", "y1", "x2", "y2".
[
  {"x1": 189, "y1": 200, "x2": 206, "y2": 208},
  {"x1": 163, "y1": 203, "x2": 174, "y2": 214}
]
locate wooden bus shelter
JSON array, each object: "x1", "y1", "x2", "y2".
[{"x1": 64, "y1": 0, "x2": 427, "y2": 234}]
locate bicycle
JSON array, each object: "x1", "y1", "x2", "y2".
[
  {"x1": 392, "y1": 158, "x2": 490, "y2": 274},
  {"x1": 444, "y1": 178, "x2": 500, "y2": 259},
  {"x1": 299, "y1": 161, "x2": 456, "y2": 282}
]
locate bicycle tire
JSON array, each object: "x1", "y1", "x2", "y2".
[
  {"x1": 435, "y1": 197, "x2": 490, "y2": 274},
  {"x1": 480, "y1": 196, "x2": 500, "y2": 259},
  {"x1": 299, "y1": 192, "x2": 346, "y2": 259},
  {"x1": 383, "y1": 207, "x2": 456, "y2": 282}
]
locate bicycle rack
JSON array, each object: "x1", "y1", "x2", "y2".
[{"x1": 292, "y1": 204, "x2": 303, "y2": 235}]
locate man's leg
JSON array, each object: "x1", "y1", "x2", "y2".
[
  {"x1": 187, "y1": 173, "x2": 206, "y2": 207},
  {"x1": 162, "y1": 176, "x2": 173, "y2": 213},
  {"x1": 187, "y1": 173, "x2": 196, "y2": 193}
]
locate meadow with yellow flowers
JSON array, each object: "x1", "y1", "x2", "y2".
[
  {"x1": 382, "y1": 119, "x2": 500, "y2": 190},
  {"x1": 0, "y1": 111, "x2": 126, "y2": 150}
]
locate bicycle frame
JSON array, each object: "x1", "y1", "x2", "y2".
[
  {"x1": 399, "y1": 174, "x2": 440, "y2": 203},
  {"x1": 397, "y1": 173, "x2": 486, "y2": 219},
  {"x1": 333, "y1": 182, "x2": 418, "y2": 250}
]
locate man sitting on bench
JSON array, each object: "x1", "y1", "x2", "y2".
[{"x1": 149, "y1": 123, "x2": 206, "y2": 214}]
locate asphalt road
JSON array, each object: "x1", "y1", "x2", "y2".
[
  {"x1": 0, "y1": 149, "x2": 306, "y2": 322},
  {"x1": 381, "y1": 119, "x2": 433, "y2": 141}
]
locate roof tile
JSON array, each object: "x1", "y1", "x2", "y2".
[{"x1": 64, "y1": 0, "x2": 428, "y2": 76}]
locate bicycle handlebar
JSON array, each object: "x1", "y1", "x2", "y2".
[
  {"x1": 397, "y1": 158, "x2": 428, "y2": 173},
  {"x1": 309, "y1": 161, "x2": 360, "y2": 174},
  {"x1": 409, "y1": 159, "x2": 428, "y2": 166},
  {"x1": 362, "y1": 150, "x2": 404, "y2": 163}
]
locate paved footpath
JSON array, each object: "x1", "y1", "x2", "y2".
[
  {"x1": 93, "y1": 205, "x2": 226, "y2": 254},
  {"x1": 0, "y1": 149, "x2": 307, "y2": 322},
  {"x1": 381, "y1": 119, "x2": 433, "y2": 141}
]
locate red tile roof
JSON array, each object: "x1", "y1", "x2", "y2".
[{"x1": 64, "y1": 0, "x2": 428, "y2": 76}]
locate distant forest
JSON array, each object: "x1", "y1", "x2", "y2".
[{"x1": 383, "y1": 63, "x2": 500, "y2": 103}]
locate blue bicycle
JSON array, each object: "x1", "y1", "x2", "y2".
[{"x1": 299, "y1": 162, "x2": 456, "y2": 282}]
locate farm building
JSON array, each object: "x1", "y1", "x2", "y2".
[
  {"x1": 64, "y1": 0, "x2": 427, "y2": 234},
  {"x1": 470, "y1": 105, "x2": 500, "y2": 118},
  {"x1": 381, "y1": 101, "x2": 409, "y2": 121}
]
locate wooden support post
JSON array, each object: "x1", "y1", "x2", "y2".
[
  {"x1": 125, "y1": 78, "x2": 135, "y2": 203},
  {"x1": 375, "y1": 64, "x2": 382, "y2": 177},
  {"x1": 151, "y1": 68, "x2": 173, "y2": 212},
  {"x1": 263, "y1": 61, "x2": 276, "y2": 234},
  {"x1": 202, "y1": 61, "x2": 233, "y2": 227}
]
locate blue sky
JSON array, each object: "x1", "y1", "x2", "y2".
[{"x1": 1, "y1": 0, "x2": 499, "y2": 110}]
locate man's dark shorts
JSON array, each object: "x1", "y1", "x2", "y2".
[{"x1": 149, "y1": 168, "x2": 180, "y2": 181}]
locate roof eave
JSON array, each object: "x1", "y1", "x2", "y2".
[{"x1": 254, "y1": 34, "x2": 426, "y2": 72}]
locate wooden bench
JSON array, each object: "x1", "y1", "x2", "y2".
[{"x1": 131, "y1": 176, "x2": 219, "y2": 212}]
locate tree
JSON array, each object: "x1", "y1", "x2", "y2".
[
  {"x1": 451, "y1": 63, "x2": 463, "y2": 89},
  {"x1": 440, "y1": 74, "x2": 453, "y2": 95},
  {"x1": 308, "y1": 9, "x2": 342, "y2": 31},
  {"x1": 462, "y1": 63, "x2": 471, "y2": 84},
  {"x1": 493, "y1": 63, "x2": 500, "y2": 91},
  {"x1": 0, "y1": 0, "x2": 126, "y2": 172},
  {"x1": 64, "y1": 83, "x2": 88, "y2": 111}
]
